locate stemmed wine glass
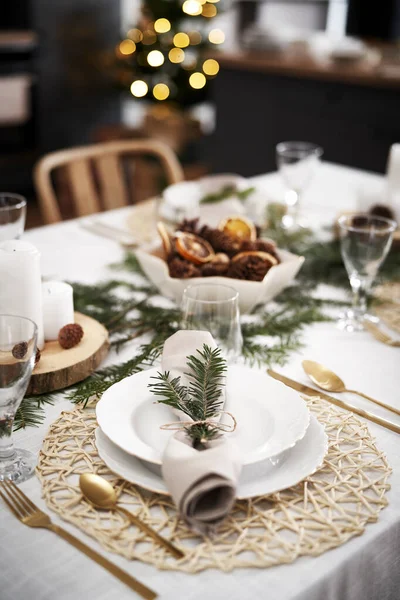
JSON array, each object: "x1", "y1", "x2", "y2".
[
  {"x1": 0, "y1": 315, "x2": 38, "y2": 482},
  {"x1": 276, "y1": 141, "x2": 323, "y2": 229},
  {"x1": 338, "y1": 214, "x2": 397, "y2": 332},
  {"x1": 181, "y1": 283, "x2": 243, "y2": 361},
  {"x1": 0, "y1": 194, "x2": 27, "y2": 241}
]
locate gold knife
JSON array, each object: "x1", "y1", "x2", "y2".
[{"x1": 267, "y1": 369, "x2": 400, "y2": 435}]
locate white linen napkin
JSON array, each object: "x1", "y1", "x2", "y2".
[{"x1": 160, "y1": 330, "x2": 242, "y2": 535}]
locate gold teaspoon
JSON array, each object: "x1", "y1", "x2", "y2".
[
  {"x1": 302, "y1": 360, "x2": 400, "y2": 417},
  {"x1": 79, "y1": 473, "x2": 184, "y2": 559}
]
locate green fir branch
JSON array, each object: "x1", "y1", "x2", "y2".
[
  {"x1": 17, "y1": 221, "x2": 400, "y2": 430},
  {"x1": 14, "y1": 394, "x2": 55, "y2": 431},
  {"x1": 200, "y1": 186, "x2": 255, "y2": 204},
  {"x1": 148, "y1": 345, "x2": 227, "y2": 447}
]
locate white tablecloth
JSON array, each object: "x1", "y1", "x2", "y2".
[{"x1": 1, "y1": 162, "x2": 400, "y2": 600}]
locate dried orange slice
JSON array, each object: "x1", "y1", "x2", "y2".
[
  {"x1": 175, "y1": 232, "x2": 215, "y2": 265},
  {"x1": 218, "y1": 215, "x2": 257, "y2": 241},
  {"x1": 231, "y1": 250, "x2": 278, "y2": 266},
  {"x1": 157, "y1": 222, "x2": 172, "y2": 256}
]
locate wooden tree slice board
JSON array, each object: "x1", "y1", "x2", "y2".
[{"x1": 26, "y1": 312, "x2": 109, "y2": 395}]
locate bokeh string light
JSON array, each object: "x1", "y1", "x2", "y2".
[
  {"x1": 119, "y1": 39, "x2": 136, "y2": 55},
  {"x1": 154, "y1": 18, "x2": 171, "y2": 33},
  {"x1": 130, "y1": 80, "x2": 148, "y2": 97},
  {"x1": 147, "y1": 50, "x2": 164, "y2": 67},
  {"x1": 115, "y1": 0, "x2": 224, "y2": 103},
  {"x1": 153, "y1": 83, "x2": 170, "y2": 100}
]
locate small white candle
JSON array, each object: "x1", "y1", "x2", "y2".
[
  {"x1": 42, "y1": 281, "x2": 74, "y2": 341},
  {"x1": 0, "y1": 240, "x2": 45, "y2": 349}
]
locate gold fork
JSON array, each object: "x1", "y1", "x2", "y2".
[
  {"x1": 363, "y1": 321, "x2": 400, "y2": 347},
  {"x1": 0, "y1": 480, "x2": 157, "y2": 600}
]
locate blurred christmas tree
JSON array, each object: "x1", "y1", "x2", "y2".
[{"x1": 113, "y1": 0, "x2": 224, "y2": 107}]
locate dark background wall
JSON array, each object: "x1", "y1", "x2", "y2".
[{"x1": 32, "y1": 0, "x2": 121, "y2": 153}]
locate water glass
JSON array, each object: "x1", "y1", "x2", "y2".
[
  {"x1": 0, "y1": 193, "x2": 27, "y2": 241},
  {"x1": 181, "y1": 283, "x2": 243, "y2": 360},
  {"x1": 276, "y1": 141, "x2": 323, "y2": 229},
  {"x1": 338, "y1": 214, "x2": 397, "y2": 332},
  {"x1": 0, "y1": 315, "x2": 38, "y2": 482}
]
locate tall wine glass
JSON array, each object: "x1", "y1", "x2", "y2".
[
  {"x1": 0, "y1": 315, "x2": 38, "y2": 482},
  {"x1": 181, "y1": 283, "x2": 243, "y2": 361},
  {"x1": 0, "y1": 194, "x2": 27, "y2": 241},
  {"x1": 276, "y1": 142, "x2": 323, "y2": 229},
  {"x1": 338, "y1": 214, "x2": 397, "y2": 332}
]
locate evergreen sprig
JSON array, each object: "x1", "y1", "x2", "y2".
[
  {"x1": 15, "y1": 219, "x2": 400, "y2": 430},
  {"x1": 149, "y1": 345, "x2": 227, "y2": 447},
  {"x1": 200, "y1": 186, "x2": 255, "y2": 204},
  {"x1": 15, "y1": 393, "x2": 55, "y2": 431}
]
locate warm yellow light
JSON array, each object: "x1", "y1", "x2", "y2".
[
  {"x1": 208, "y1": 28, "x2": 225, "y2": 44},
  {"x1": 154, "y1": 18, "x2": 171, "y2": 33},
  {"x1": 173, "y1": 32, "x2": 190, "y2": 48},
  {"x1": 188, "y1": 31, "x2": 202, "y2": 45},
  {"x1": 189, "y1": 72, "x2": 206, "y2": 89},
  {"x1": 207, "y1": 0, "x2": 220, "y2": 3},
  {"x1": 119, "y1": 39, "x2": 136, "y2": 55},
  {"x1": 127, "y1": 28, "x2": 143, "y2": 43},
  {"x1": 147, "y1": 50, "x2": 164, "y2": 67},
  {"x1": 142, "y1": 30, "x2": 157, "y2": 45},
  {"x1": 202, "y1": 4, "x2": 217, "y2": 17},
  {"x1": 130, "y1": 80, "x2": 148, "y2": 97},
  {"x1": 153, "y1": 83, "x2": 170, "y2": 100},
  {"x1": 182, "y1": 0, "x2": 202, "y2": 15},
  {"x1": 203, "y1": 58, "x2": 219, "y2": 76},
  {"x1": 169, "y1": 47, "x2": 185, "y2": 63}
]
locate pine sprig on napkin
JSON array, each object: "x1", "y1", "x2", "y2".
[{"x1": 149, "y1": 344, "x2": 227, "y2": 448}]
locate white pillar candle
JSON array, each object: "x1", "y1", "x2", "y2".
[
  {"x1": 42, "y1": 281, "x2": 74, "y2": 341},
  {"x1": 0, "y1": 240, "x2": 44, "y2": 349}
]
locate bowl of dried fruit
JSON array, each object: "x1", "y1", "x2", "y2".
[{"x1": 135, "y1": 217, "x2": 304, "y2": 312}]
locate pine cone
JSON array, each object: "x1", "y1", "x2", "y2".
[
  {"x1": 58, "y1": 323, "x2": 84, "y2": 349},
  {"x1": 35, "y1": 348, "x2": 41, "y2": 366},
  {"x1": 369, "y1": 204, "x2": 395, "y2": 221},
  {"x1": 228, "y1": 254, "x2": 273, "y2": 281},
  {"x1": 201, "y1": 262, "x2": 229, "y2": 276},
  {"x1": 176, "y1": 218, "x2": 200, "y2": 234},
  {"x1": 168, "y1": 257, "x2": 201, "y2": 279},
  {"x1": 241, "y1": 239, "x2": 280, "y2": 262},
  {"x1": 199, "y1": 226, "x2": 241, "y2": 255},
  {"x1": 12, "y1": 341, "x2": 28, "y2": 359}
]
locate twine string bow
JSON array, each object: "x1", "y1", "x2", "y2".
[{"x1": 160, "y1": 410, "x2": 237, "y2": 433}]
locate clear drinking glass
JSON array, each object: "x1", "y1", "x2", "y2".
[
  {"x1": 0, "y1": 193, "x2": 27, "y2": 241},
  {"x1": 0, "y1": 315, "x2": 38, "y2": 482},
  {"x1": 181, "y1": 283, "x2": 243, "y2": 361},
  {"x1": 276, "y1": 141, "x2": 323, "y2": 229},
  {"x1": 338, "y1": 214, "x2": 397, "y2": 332}
]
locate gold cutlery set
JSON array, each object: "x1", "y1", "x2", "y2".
[
  {"x1": 269, "y1": 359, "x2": 400, "y2": 435},
  {"x1": 0, "y1": 472, "x2": 186, "y2": 599}
]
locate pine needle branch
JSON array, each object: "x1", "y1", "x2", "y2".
[{"x1": 148, "y1": 345, "x2": 226, "y2": 446}]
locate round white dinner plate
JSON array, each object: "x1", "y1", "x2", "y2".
[
  {"x1": 96, "y1": 366, "x2": 310, "y2": 467},
  {"x1": 94, "y1": 415, "x2": 327, "y2": 499}
]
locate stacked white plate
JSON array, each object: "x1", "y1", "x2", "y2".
[{"x1": 95, "y1": 366, "x2": 328, "y2": 499}]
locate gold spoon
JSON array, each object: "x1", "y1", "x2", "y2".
[
  {"x1": 302, "y1": 359, "x2": 400, "y2": 417},
  {"x1": 79, "y1": 473, "x2": 184, "y2": 559}
]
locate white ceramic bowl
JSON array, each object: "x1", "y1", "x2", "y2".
[{"x1": 135, "y1": 242, "x2": 304, "y2": 313}]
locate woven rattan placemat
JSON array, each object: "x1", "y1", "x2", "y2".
[{"x1": 36, "y1": 395, "x2": 391, "y2": 572}]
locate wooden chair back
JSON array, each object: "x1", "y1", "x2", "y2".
[{"x1": 33, "y1": 139, "x2": 185, "y2": 223}]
